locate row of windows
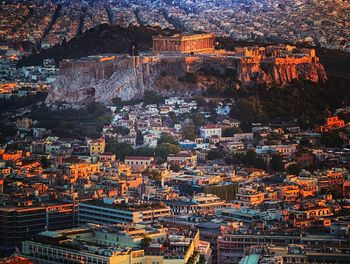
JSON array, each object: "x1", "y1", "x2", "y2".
[
  {"x1": 26, "y1": 245, "x2": 108, "y2": 264},
  {"x1": 78, "y1": 208, "x2": 133, "y2": 218},
  {"x1": 127, "y1": 161, "x2": 148, "y2": 165}
]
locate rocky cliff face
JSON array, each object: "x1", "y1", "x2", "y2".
[
  {"x1": 46, "y1": 54, "x2": 327, "y2": 106},
  {"x1": 236, "y1": 56, "x2": 327, "y2": 86}
]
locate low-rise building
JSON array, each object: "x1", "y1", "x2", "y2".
[
  {"x1": 65, "y1": 162, "x2": 100, "y2": 181},
  {"x1": 78, "y1": 198, "x2": 171, "y2": 226},
  {"x1": 200, "y1": 125, "x2": 222, "y2": 139},
  {"x1": 88, "y1": 138, "x2": 105, "y2": 156},
  {"x1": 124, "y1": 156, "x2": 154, "y2": 167},
  {"x1": 21, "y1": 225, "x2": 203, "y2": 264},
  {"x1": 167, "y1": 151, "x2": 197, "y2": 167}
]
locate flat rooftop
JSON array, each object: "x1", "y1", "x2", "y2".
[{"x1": 80, "y1": 199, "x2": 170, "y2": 212}]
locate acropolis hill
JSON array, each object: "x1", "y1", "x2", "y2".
[{"x1": 46, "y1": 35, "x2": 327, "y2": 106}]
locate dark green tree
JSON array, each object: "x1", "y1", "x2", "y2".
[
  {"x1": 143, "y1": 91, "x2": 162, "y2": 105},
  {"x1": 106, "y1": 142, "x2": 132, "y2": 161},
  {"x1": 207, "y1": 149, "x2": 223, "y2": 160},
  {"x1": 141, "y1": 236, "x2": 152, "y2": 248},
  {"x1": 321, "y1": 132, "x2": 343, "y2": 148},
  {"x1": 182, "y1": 125, "x2": 198, "y2": 140},
  {"x1": 270, "y1": 154, "x2": 283, "y2": 171},
  {"x1": 113, "y1": 126, "x2": 130, "y2": 136},
  {"x1": 222, "y1": 127, "x2": 241, "y2": 137},
  {"x1": 286, "y1": 163, "x2": 302, "y2": 175},
  {"x1": 169, "y1": 163, "x2": 181, "y2": 172},
  {"x1": 158, "y1": 132, "x2": 177, "y2": 145},
  {"x1": 155, "y1": 143, "x2": 180, "y2": 160}
]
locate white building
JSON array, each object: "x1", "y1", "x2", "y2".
[
  {"x1": 78, "y1": 198, "x2": 171, "y2": 226},
  {"x1": 199, "y1": 125, "x2": 222, "y2": 139}
]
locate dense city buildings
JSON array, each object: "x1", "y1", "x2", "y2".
[
  {"x1": 1, "y1": 89, "x2": 349, "y2": 262},
  {"x1": 0, "y1": 1, "x2": 350, "y2": 264},
  {"x1": 0, "y1": 0, "x2": 348, "y2": 51},
  {"x1": 21, "y1": 224, "x2": 205, "y2": 264}
]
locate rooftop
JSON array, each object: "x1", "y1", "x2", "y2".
[{"x1": 80, "y1": 199, "x2": 169, "y2": 212}]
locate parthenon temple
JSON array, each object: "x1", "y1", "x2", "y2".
[{"x1": 152, "y1": 33, "x2": 215, "y2": 53}]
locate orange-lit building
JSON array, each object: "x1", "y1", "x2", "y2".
[
  {"x1": 279, "y1": 185, "x2": 300, "y2": 202},
  {"x1": 1, "y1": 150, "x2": 22, "y2": 161},
  {"x1": 65, "y1": 162, "x2": 100, "y2": 181},
  {"x1": 0, "y1": 256, "x2": 33, "y2": 264},
  {"x1": 289, "y1": 206, "x2": 333, "y2": 228},
  {"x1": 99, "y1": 152, "x2": 116, "y2": 163},
  {"x1": 291, "y1": 177, "x2": 318, "y2": 198},
  {"x1": 153, "y1": 33, "x2": 215, "y2": 53},
  {"x1": 0, "y1": 167, "x2": 11, "y2": 176},
  {"x1": 316, "y1": 168, "x2": 346, "y2": 196},
  {"x1": 235, "y1": 188, "x2": 265, "y2": 207},
  {"x1": 344, "y1": 180, "x2": 350, "y2": 198},
  {"x1": 0, "y1": 177, "x2": 3, "y2": 193},
  {"x1": 316, "y1": 116, "x2": 345, "y2": 132}
]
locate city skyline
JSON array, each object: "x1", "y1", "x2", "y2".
[{"x1": 0, "y1": 1, "x2": 350, "y2": 264}]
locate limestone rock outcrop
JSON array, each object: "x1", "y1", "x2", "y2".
[
  {"x1": 46, "y1": 54, "x2": 327, "y2": 106},
  {"x1": 236, "y1": 56, "x2": 327, "y2": 86}
]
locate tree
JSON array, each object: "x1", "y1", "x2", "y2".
[
  {"x1": 169, "y1": 163, "x2": 181, "y2": 172},
  {"x1": 158, "y1": 132, "x2": 177, "y2": 145},
  {"x1": 321, "y1": 131, "x2": 343, "y2": 148},
  {"x1": 185, "y1": 72, "x2": 197, "y2": 83},
  {"x1": 113, "y1": 126, "x2": 130, "y2": 136},
  {"x1": 207, "y1": 149, "x2": 223, "y2": 160},
  {"x1": 244, "y1": 150, "x2": 257, "y2": 165},
  {"x1": 193, "y1": 97, "x2": 206, "y2": 107},
  {"x1": 141, "y1": 236, "x2": 152, "y2": 248},
  {"x1": 155, "y1": 143, "x2": 180, "y2": 160},
  {"x1": 0, "y1": 124, "x2": 17, "y2": 137},
  {"x1": 145, "y1": 169, "x2": 162, "y2": 181},
  {"x1": 192, "y1": 113, "x2": 206, "y2": 126},
  {"x1": 96, "y1": 115, "x2": 113, "y2": 130},
  {"x1": 130, "y1": 146, "x2": 155, "y2": 157},
  {"x1": 106, "y1": 142, "x2": 132, "y2": 161},
  {"x1": 143, "y1": 91, "x2": 162, "y2": 105},
  {"x1": 40, "y1": 156, "x2": 50, "y2": 169},
  {"x1": 182, "y1": 125, "x2": 198, "y2": 140},
  {"x1": 287, "y1": 163, "x2": 302, "y2": 175},
  {"x1": 58, "y1": 121, "x2": 68, "y2": 130},
  {"x1": 86, "y1": 102, "x2": 108, "y2": 116},
  {"x1": 222, "y1": 127, "x2": 241, "y2": 137},
  {"x1": 270, "y1": 154, "x2": 283, "y2": 171},
  {"x1": 111, "y1": 97, "x2": 122, "y2": 106},
  {"x1": 199, "y1": 255, "x2": 206, "y2": 264}
]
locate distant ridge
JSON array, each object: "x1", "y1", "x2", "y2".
[{"x1": 17, "y1": 24, "x2": 178, "y2": 67}]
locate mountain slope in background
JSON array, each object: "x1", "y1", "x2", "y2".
[{"x1": 17, "y1": 24, "x2": 178, "y2": 67}]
